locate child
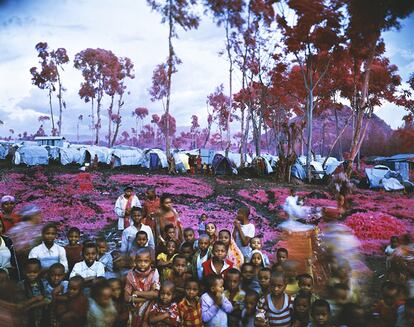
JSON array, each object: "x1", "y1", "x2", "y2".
[
  {"x1": 219, "y1": 229, "x2": 244, "y2": 269},
  {"x1": 178, "y1": 279, "x2": 203, "y2": 327},
  {"x1": 96, "y1": 238, "x2": 114, "y2": 278},
  {"x1": 395, "y1": 298, "x2": 414, "y2": 327},
  {"x1": 233, "y1": 206, "x2": 255, "y2": 259},
  {"x1": 255, "y1": 272, "x2": 293, "y2": 327},
  {"x1": 70, "y1": 242, "x2": 105, "y2": 285},
  {"x1": 337, "y1": 303, "x2": 366, "y2": 327},
  {"x1": 192, "y1": 234, "x2": 211, "y2": 281},
  {"x1": 54, "y1": 276, "x2": 88, "y2": 327},
  {"x1": 180, "y1": 241, "x2": 195, "y2": 271},
  {"x1": 326, "y1": 283, "x2": 349, "y2": 323},
  {"x1": 385, "y1": 236, "x2": 399, "y2": 270},
  {"x1": 108, "y1": 278, "x2": 129, "y2": 327},
  {"x1": 121, "y1": 206, "x2": 155, "y2": 253},
  {"x1": 147, "y1": 281, "x2": 181, "y2": 326},
  {"x1": 309, "y1": 299, "x2": 332, "y2": 327},
  {"x1": 129, "y1": 231, "x2": 155, "y2": 262},
  {"x1": 241, "y1": 290, "x2": 259, "y2": 327},
  {"x1": 373, "y1": 281, "x2": 405, "y2": 327},
  {"x1": 43, "y1": 262, "x2": 68, "y2": 301},
  {"x1": 276, "y1": 248, "x2": 288, "y2": 265},
  {"x1": 114, "y1": 186, "x2": 141, "y2": 231},
  {"x1": 291, "y1": 292, "x2": 311, "y2": 327},
  {"x1": 18, "y1": 258, "x2": 47, "y2": 327},
  {"x1": 198, "y1": 214, "x2": 207, "y2": 236},
  {"x1": 64, "y1": 227, "x2": 83, "y2": 272},
  {"x1": 224, "y1": 268, "x2": 246, "y2": 327},
  {"x1": 87, "y1": 279, "x2": 117, "y2": 326},
  {"x1": 201, "y1": 275, "x2": 233, "y2": 327},
  {"x1": 164, "y1": 255, "x2": 191, "y2": 301},
  {"x1": 297, "y1": 274, "x2": 319, "y2": 303},
  {"x1": 205, "y1": 222, "x2": 217, "y2": 244},
  {"x1": 141, "y1": 187, "x2": 160, "y2": 233},
  {"x1": 28, "y1": 222, "x2": 68, "y2": 272},
  {"x1": 159, "y1": 224, "x2": 179, "y2": 248},
  {"x1": 250, "y1": 250, "x2": 267, "y2": 274},
  {"x1": 157, "y1": 240, "x2": 178, "y2": 281},
  {"x1": 183, "y1": 227, "x2": 196, "y2": 247},
  {"x1": 202, "y1": 241, "x2": 234, "y2": 280},
  {"x1": 258, "y1": 267, "x2": 272, "y2": 297},
  {"x1": 241, "y1": 263, "x2": 261, "y2": 294},
  {"x1": 124, "y1": 247, "x2": 160, "y2": 326},
  {"x1": 249, "y1": 237, "x2": 270, "y2": 266}
]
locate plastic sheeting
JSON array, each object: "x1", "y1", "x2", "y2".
[
  {"x1": 80, "y1": 146, "x2": 112, "y2": 164},
  {"x1": 60, "y1": 147, "x2": 83, "y2": 165},
  {"x1": 108, "y1": 149, "x2": 144, "y2": 167},
  {"x1": 141, "y1": 149, "x2": 168, "y2": 169},
  {"x1": 14, "y1": 146, "x2": 49, "y2": 166},
  {"x1": 382, "y1": 177, "x2": 405, "y2": 191},
  {"x1": 365, "y1": 165, "x2": 390, "y2": 188},
  {"x1": 292, "y1": 161, "x2": 307, "y2": 180}
]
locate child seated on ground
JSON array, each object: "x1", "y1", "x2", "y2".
[
  {"x1": 87, "y1": 279, "x2": 117, "y2": 327},
  {"x1": 201, "y1": 275, "x2": 233, "y2": 327},
  {"x1": 224, "y1": 268, "x2": 246, "y2": 327},
  {"x1": 96, "y1": 238, "x2": 114, "y2": 278},
  {"x1": 202, "y1": 241, "x2": 233, "y2": 281},
  {"x1": 147, "y1": 281, "x2": 180, "y2": 326},
  {"x1": 54, "y1": 276, "x2": 88, "y2": 327},
  {"x1": 124, "y1": 247, "x2": 160, "y2": 326},
  {"x1": 258, "y1": 267, "x2": 271, "y2": 297},
  {"x1": 309, "y1": 299, "x2": 332, "y2": 327},
  {"x1": 64, "y1": 227, "x2": 83, "y2": 272},
  {"x1": 241, "y1": 290, "x2": 259, "y2": 327},
  {"x1": 70, "y1": 242, "x2": 105, "y2": 286},
  {"x1": 108, "y1": 278, "x2": 128, "y2": 327},
  {"x1": 291, "y1": 292, "x2": 311, "y2": 327},
  {"x1": 297, "y1": 274, "x2": 319, "y2": 303},
  {"x1": 255, "y1": 272, "x2": 293, "y2": 327},
  {"x1": 248, "y1": 237, "x2": 270, "y2": 266},
  {"x1": 192, "y1": 234, "x2": 211, "y2": 281},
  {"x1": 178, "y1": 278, "x2": 203, "y2": 327},
  {"x1": 241, "y1": 263, "x2": 261, "y2": 294},
  {"x1": 165, "y1": 255, "x2": 191, "y2": 301},
  {"x1": 157, "y1": 240, "x2": 178, "y2": 281},
  {"x1": 29, "y1": 223, "x2": 68, "y2": 273}
]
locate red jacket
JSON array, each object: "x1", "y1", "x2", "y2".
[{"x1": 202, "y1": 258, "x2": 234, "y2": 280}]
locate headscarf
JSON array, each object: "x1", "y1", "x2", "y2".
[
  {"x1": 1, "y1": 196, "x2": 15, "y2": 204},
  {"x1": 227, "y1": 239, "x2": 244, "y2": 268},
  {"x1": 250, "y1": 249, "x2": 267, "y2": 267},
  {"x1": 18, "y1": 204, "x2": 41, "y2": 220}
]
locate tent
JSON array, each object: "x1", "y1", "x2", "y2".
[
  {"x1": 108, "y1": 148, "x2": 144, "y2": 167},
  {"x1": 0, "y1": 142, "x2": 11, "y2": 160},
  {"x1": 60, "y1": 147, "x2": 83, "y2": 165},
  {"x1": 43, "y1": 145, "x2": 60, "y2": 161},
  {"x1": 251, "y1": 156, "x2": 274, "y2": 175},
  {"x1": 211, "y1": 153, "x2": 235, "y2": 175},
  {"x1": 212, "y1": 151, "x2": 252, "y2": 168},
  {"x1": 261, "y1": 153, "x2": 279, "y2": 168},
  {"x1": 141, "y1": 149, "x2": 168, "y2": 170},
  {"x1": 365, "y1": 165, "x2": 391, "y2": 189},
  {"x1": 13, "y1": 146, "x2": 49, "y2": 166},
  {"x1": 291, "y1": 160, "x2": 307, "y2": 180},
  {"x1": 173, "y1": 152, "x2": 190, "y2": 172},
  {"x1": 80, "y1": 146, "x2": 112, "y2": 165}
]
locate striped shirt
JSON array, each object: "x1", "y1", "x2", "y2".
[{"x1": 256, "y1": 293, "x2": 293, "y2": 327}]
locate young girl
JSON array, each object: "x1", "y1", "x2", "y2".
[
  {"x1": 87, "y1": 279, "x2": 117, "y2": 327},
  {"x1": 297, "y1": 274, "x2": 319, "y2": 303},
  {"x1": 64, "y1": 227, "x2": 82, "y2": 272},
  {"x1": 157, "y1": 240, "x2": 178, "y2": 281},
  {"x1": 164, "y1": 255, "x2": 191, "y2": 301},
  {"x1": 96, "y1": 238, "x2": 114, "y2": 278},
  {"x1": 70, "y1": 242, "x2": 105, "y2": 286},
  {"x1": 125, "y1": 247, "x2": 160, "y2": 327},
  {"x1": 205, "y1": 223, "x2": 217, "y2": 244},
  {"x1": 192, "y1": 234, "x2": 211, "y2": 281},
  {"x1": 157, "y1": 194, "x2": 183, "y2": 243},
  {"x1": 250, "y1": 250, "x2": 267, "y2": 274},
  {"x1": 147, "y1": 281, "x2": 180, "y2": 326},
  {"x1": 291, "y1": 293, "x2": 311, "y2": 327},
  {"x1": 28, "y1": 223, "x2": 68, "y2": 272},
  {"x1": 108, "y1": 278, "x2": 129, "y2": 327},
  {"x1": 201, "y1": 275, "x2": 233, "y2": 327},
  {"x1": 249, "y1": 237, "x2": 270, "y2": 266},
  {"x1": 218, "y1": 229, "x2": 244, "y2": 269}
]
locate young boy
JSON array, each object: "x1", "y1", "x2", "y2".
[
  {"x1": 147, "y1": 281, "x2": 180, "y2": 326},
  {"x1": 233, "y1": 206, "x2": 255, "y2": 259},
  {"x1": 192, "y1": 234, "x2": 211, "y2": 281},
  {"x1": 297, "y1": 274, "x2": 319, "y2": 303},
  {"x1": 373, "y1": 281, "x2": 405, "y2": 327},
  {"x1": 165, "y1": 255, "x2": 191, "y2": 301},
  {"x1": 180, "y1": 241, "x2": 195, "y2": 273},
  {"x1": 224, "y1": 268, "x2": 246, "y2": 327},
  {"x1": 201, "y1": 275, "x2": 233, "y2": 327},
  {"x1": 249, "y1": 237, "x2": 270, "y2": 266},
  {"x1": 120, "y1": 206, "x2": 155, "y2": 253},
  {"x1": 96, "y1": 238, "x2": 114, "y2": 278},
  {"x1": 202, "y1": 241, "x2": 234, "y2": 281},
  {"x1": 29, "y1": 223, "x2": 68, "y2": 272},
  {"x1": 255, "y1": 272, "x2": 293, "y2": 327},
  {"x1": 178, "y1": 279, "x2": 203, "y2": 327},
  {"x1": 276, "y1": 248, "x2": 288, "y2": 265},
  {"x1": 258, "y1": 267, "x2": 272, "y2": 297},
  {"x1": 183, "y1": 228, "x2": 196, "y2": 247},
  {"x1": 241, "y1": 263, "x2": 261, "y2": 294},
  {"x1": 64, "y1": 227, "x2": 83, "y2": 272},
  {"x1": 309, "y1": 299, "x2": 332, "y2": 327},
  {"x1": 198, "y1": 214, "x2": 207, "y2": 236},
  {"x1": 114, "y1": 186, "x2": 141, "y2": 231},
  {"x1": 70, "y1": 242, "x2": 105, "y2": 285},
  {"x1": 241, "y1": 290, "x2": 260, "y2": 327}
]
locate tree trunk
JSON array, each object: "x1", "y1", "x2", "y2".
[
  {"x1": 225, "y1": 16, "x2": 232, "y2": 157},
  {"x1": 108, "y1": 95, "x2": 114, "y2": 147},
  {"x1": 95, "y1": 97, "x2": 101, "y2": 145},
  {"x1": 323, "y1": 114, "x2": 352, "y2": 167},
  {"x1": 111, "y1": 93, "x2": 123, "y2": 147},
  {"x1": 306, "y1": 90, "x2": 314, "y2": 182},
  {"x1": 91, "y1": 98, "x2": 95, "y2": 144},
  {"x1": 48, "y1": 88, "x2": 55, "y2": 135},
  {"x1": 77, "y1": 122, "x2": 79, "y2": 142},
  {"x1": 334, "y1": 109, "x2": 343, "y2": 160},
  {"x1": 57, "y1": 72, "x2": 63, "y2": 136},
  {"x1": 165, "y1": 1, "x2": 174, "y2": 156}
]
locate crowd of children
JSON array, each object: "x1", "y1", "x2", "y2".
[{"x1": 0, "y1": 191, "x2": 413, "y2": 327}]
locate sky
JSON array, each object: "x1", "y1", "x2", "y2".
[{"x1": 0, "y1": 0, "x2": 413, "y2": 141}]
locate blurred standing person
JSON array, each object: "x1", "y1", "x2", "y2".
[
  {"x1": 196, "y1": 155, "x2": 202, "y2": 174},
  {"x1": 114, "y1": 186, "x2": 141, "y2": 231},
  {"x1": 168, "y1": 154, "x2": 176, "y2": 175},
  {"x1": 0, "y1": 195, "x2": 20, "y2": 233},
  {"x1": 0, "y1": 219, "x2": 20, "y2": 280},
  {"x1": 7, "y1": 204, "x2": 42, "y2": 271}
]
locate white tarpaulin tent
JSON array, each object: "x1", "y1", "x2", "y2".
[
  {"x1": 0, "y1": 142, "x2": 11, "y2": 160},
  {"x1": 213, "y1": 151, "x2": 252, "y2": 168},
  {"x1": 44, "y1": 146, "x2": 60, "y2": 161},
  {"x1": 141, "y1": 149, "x2": 168, "y2": 169},
  {"x1": 365, "y1": 165, "x2": 391, "y2": 189},
  {"x1": 60, "y1": 147, "x2": 83, "y2": 165},
  {"x1": 383, "y1": 178, "x2": 405, "y2": 191},
  {"x1": 80, "y1": 146, "x2": 112, "y2": 164},
  {"x1": 174, "y1": 152, "x2": 190, "y2": 171},
  {"x1": 14, "y1": 146, "x2": 49, "y2": 166},
  {"x1": 108, "y1": 148, "x2": 144, "y2": 167}
]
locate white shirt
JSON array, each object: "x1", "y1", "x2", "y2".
[
  {"x1": 235, "y1": 223, "x2": 255, "y2": 258},
  {"x1": 70, "y1": 260, "x2": 105, "y2": 279},
  {"x1": 29, "y1": 242, "x2": 68, "y2": 272},
  {"x1": 120, "y1": 224, "x2": 155, "y2": 253},
  {"x1": 196, "y1": 251, "x2": 209, "y2": 280},
  {"x1": 114, "y1": 194, "x2": 141, "y2": 230},
  {"x1": 0, "y1": 237, "x2": 11, "y2": 269}
]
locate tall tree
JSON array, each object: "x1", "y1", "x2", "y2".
[
  {"x1": 30, "y1": 42, "x2": 69, "y2": 136},
  {"x1": 276, "y1": 0, "x2": 344, "y2": 180},
  {"x1": 132, "y1": 107, "x2": 149, "y2": 146},
  {"x1": 207, "y1": 85, "x2": 231, "y2": 150},
  {"x1": 147, "y1": 0, "x2": 200, "y2": 155}
]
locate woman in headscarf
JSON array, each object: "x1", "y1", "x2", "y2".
[{"x1": 0, "y1": 195, "x2": 20, "y2": 233}]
